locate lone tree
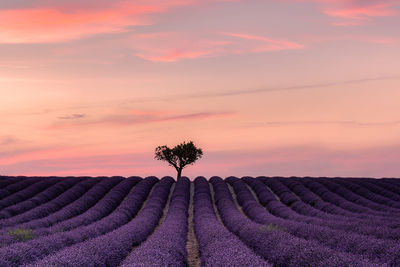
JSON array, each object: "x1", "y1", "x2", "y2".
[{"x1": 154, "y1": 141, "x2": 203, "y2": 180}]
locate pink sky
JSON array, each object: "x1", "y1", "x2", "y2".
[{"x1": 1, "y1": 0, "x2": 400, "y2": 178}]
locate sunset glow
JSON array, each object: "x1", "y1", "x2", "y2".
[{"x1": 1, "y1": 0, "x2": 399, "y2": 178}]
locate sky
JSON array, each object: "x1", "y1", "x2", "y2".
[{"x1": 1, "y1": 0, "x2": 400, "y2": 178}]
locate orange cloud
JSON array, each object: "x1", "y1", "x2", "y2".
[
  {"x1": 221, "y1": 32, "x2": 304, "y2": 51},
  {"x1": 0, "y1": 1, "x2": 199, "y2": 43},
  {"x1": 0, "y1": 0, "x2": 245, "y2": 43},
  {"x1": 48, "y1": 110, "x2": 235, "y2": 129},
  {"x1": 323, "y1": 3, "x2": 398, "y2": 26},
  {"x1": 289, "y1": 0, "x2": 399, "y2": 26},
  {"x1": 324, "y1": 4, "x2": 398, "y2": 19},
  {"x1": 131, "y1": 33, "x2": 229, "y2": 62},
  {"x1": 137, "y1": 50, "x2": 212, "y2": 62},
  {"x1": 131, "y1": 31, "x2": 303, "y2": 62},
  {"x1": 0, "y1": 6, "x2": 158, "y2": 43},
  {"x1": 323, "y1": 3, "x2": 399, "y2": 26}
]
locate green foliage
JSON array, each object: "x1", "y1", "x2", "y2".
[
  {"x1": 259, "y1": 224, "x2": 284, "y2": 232},
  {"x1": 8, "y1": 228, "x2": 34, "y2": 241},
  {"x1": 154, "y1": 141, "x2": 203, "y2": 179}
]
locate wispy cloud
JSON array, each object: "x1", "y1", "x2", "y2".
[
  {"x1": 183, "y1": 75, "x2": 400, "y2": 98},
  {"x1": 0, "y1": 0, "x2": 244, "y2": 44},
  {"x1": 221, "y1": 32, "x2": 304, "y2": 51},
  {"x1": 57, "y1": 113, "x2": 86, "y2": 120},
  {"x1": 0, "y1": 4, "x2": 154, "y2": 43},
  {"x1": 297, "y1": 0, "x2": 400, "y2": 26},
  {"x1": 0, "y1": 1, "x2": 212, "y2": 43},
  {"x1": 0, "y1": 136, "x2": 18, "y2": 145},
  {"x1": 37, "y1": 76, "x2": 397, "y2": 115},
  {"x1": 136, "y1": 50, "x2": 212, "y2": 62},
  {"x1": 244, "y1": 120, "x2": 400, "y2": 128},
  {"x1": 116, "y1": 75, "x2": 400, "y2": 105},
  {"x1": 322, "y1": 2, "x2": 398, "y2": 21},
  {"x1": 130, "y1": 31, "x2": 303, "y2": 62},
  {"x1": 49, "y1": 110, "x2": 234, "y2": 129},
  {"x1": 24, "y1": 75, "x2": 387, "y2": 121},
  {"x1": 133, "y1": 37, "x2": 225, "y2": 62}
]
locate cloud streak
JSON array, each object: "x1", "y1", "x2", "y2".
[
  {"x1": 221, "y1": 32, "x2": 304, "y2": 51},
  {"x1": 244, "y1": 120, "x2": 400, "y2": 128},
  {"x1": 301, "y1": 0, "x2": 400, "y2": 26},
  {"x1": 0, "y1": 4, "x2": 154, "y2": 43},
  {"x1": 0, "y1": 0, "x2": 216, "y2": 43},
  {"x1": 0, "y1": 0, "x2": 243, "y2": 43},
  {"x1": 57, "y1": 113, "x2": 86, "y2": 120},
  {"x1": 184, "y1": 75, "x2": 400, "y2": 98},
  {"x1": 323, "y1": 4, "x2": 398, "y2": 19},
  {"x1": 49, "y1": 110, "x2": 234, "y2": 129},
  {"x1": 116, "y1": 75, "x2": 400, "y2": 105},
  {"x1": 0, "y1": 136, "x2": 18, "y2": 146},
  {"x1": 131, "y1": 31, "x2": 303, "y2": 62}
]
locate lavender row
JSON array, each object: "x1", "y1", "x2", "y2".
[
  {"x1": 344, "y1": 178, "x2": 400, "y2": 203},
  {"x1": 294, "y1": 178, "x2": 400, "y2": 223},
  {"x1": 277, "y1": 177, "x2": 381, "y2": 219},
  {"x1": 0, "y1": 177, "x2": 26, "y2": 190},
  {"x1": 308, "y1": 178, "x2": 396, "y2": 214},
  {"x1": 261, "y1": 176, "x2": 392, "y2": 219},
  {"x1": 210, "y1": 177, "x2": 378, "y2": 267},
  {"x1": 277, "y1": 177, "x2": 363, "y2": 218},
  {"x1": 193, "y1": 177, "x2": 271, "y2": 267},
  {"x1": 287, "y1": 177, "x2": 400, "y2": 225},
  {"x1": 0, "y1": 176, "x2": 158, "y2": 266},
  {"x1": 374, "y1": 179, "x2": 400, "y2": 197},
  {"x1": 0, "y1": 178, "x2": 101, "y2": 228},
  {"x1": 329, "y1": 178, "x2": 400, "y2": 210},
  {"x1": 0, "y1": 178, "x2": 63, "y2": 211},
  {"x1": 348, "y1": 178, "x2": 400, "y2": 203},
  {"x1": 228, "y1": 177, "x2": 400, "y2": 265},
  {"x1": 28, "y1": 177, "x2": 174, "y2": 267},
  {"x1": 309, "y1": 178, "x2": 400, "y2": 218},
  {"x1": 258, "y1": 176, "x2": 398, "y2": 226},
  {"x1": 36, "y1": 176, "x2": 140, "y2": 234},
  {"x1": 259, "y1": 176, "x2": 356, "y2": 218},
  {"x1": 252, "y1": 177, "x2": 400, "y2": 240},
  {"x1": 121, "y1": 177, "x2": 189, "y2": 266},
  {"x1": 0, "y1": 178, "x2": 81, "y2": 219},
  {"x1": 0, "y1": 178, "x2": 43, "y2": 200},
  {"x1": 7, "y1": 177, "x2": 120, "y2": 229},
  {"x1": 0, "y1": 177, "x2": 132, "y2": 247}
]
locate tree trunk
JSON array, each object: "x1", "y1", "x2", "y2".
[{"x1": 177, "y1": 168, "x2": 182, "y2": 180}]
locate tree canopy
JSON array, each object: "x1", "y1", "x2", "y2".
[{"x1": 154, "y1": 141, "x2": 203, "y2": 179}]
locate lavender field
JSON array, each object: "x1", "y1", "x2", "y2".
[{"x1": 0, "y1": 175, "x2": 399, "y2": 266}]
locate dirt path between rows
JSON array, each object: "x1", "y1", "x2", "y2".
[{"x1": 186, "y1": 182, "x2": 201, "y2": 267}]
